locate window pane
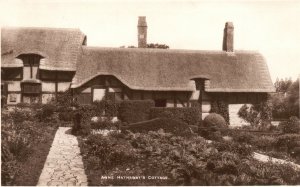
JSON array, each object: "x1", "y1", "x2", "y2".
[
  {"x1": 22, "y1": 84, "x2": 41, "y2": 94},
  {"x1": 3, "y1": 68, "x2": 22, "y2": 80},
  {"x1": 57, "y1": 71, "x2": 74, "y2": 81},
  {"x1": 40, "y1": 70, "x2": 56, "y2": 81}
]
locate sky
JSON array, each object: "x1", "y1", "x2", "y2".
[{"x1": 0, "y1": 0, "x2": 300, "y2": 82}]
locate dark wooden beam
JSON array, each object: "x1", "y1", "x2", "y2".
[
  {"x1": 55, "y1": 71, "x2": 58, "y2": 101},
  {"x1": 173, "y1": 92, "x2": 177, "y2": 107}
]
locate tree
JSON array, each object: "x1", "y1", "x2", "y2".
[
  {"x1": 272, "y1": 78, "x2": 299, "y2": 119},
  {"x1": 285, "y1": 78, "x2": 299, "y2": 117},
  {"x1": 120, "y1": 43, "x2": 169, "y2": 49},
  {"x1": 147, "y1": 43, "x2": 169, "y2": 49},
  {"x1": 274, "y1": 77, "x2": 293, "y2": 93}
]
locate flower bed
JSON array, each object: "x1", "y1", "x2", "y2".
[
  {"x1": 1, "y1": 107, "x2": 58, "y2": 186},
  {"x1": 78, "y1": 129, "x2": 300, "y2": 186}
]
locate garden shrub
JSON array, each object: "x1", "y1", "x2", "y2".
[
  {"x1": 122, "y1": 118, "x2": 193, "y2": 136},
  {"x1": 36, "y1": 104, "x2": 56, "y2": 122},
  {"x1": 280, "y1": 116, "x2": 300, "y2": 134},
  {"x1": 238, "y1": 100, "x2": 273, "y2": 128},
  {"x1": 238, "y1": 104, "x2": 259, "y2": 125},
  {"x1": 290, "y1": 147, "x2": 300, "y2": 159},
  {"x1": 212, "y1": 141, "x2": 253, "y2": 157},
  {"x1": 210, "y1": 100, "x2": 229, "y2": 123},
  {"x1": 58, "y1": 107, "x2": 73, "y2": 122},
  {"x1": 4, "y1": 107, "x2": 35, "y2": 124},
  {"x1": 150, "y1": 107, "x2": 201, "y2": 126},
  {"x1": 1, "y1": 108, "x2": 58, "y2": 185},
  {"x1": 202, "y1": 113, "x2": 227, "y2": 128},
  {"x1": 93, "y1": 100, "x2": 121, "y2": 118},
  {"x1": 83, "y1": 134, "x2": 137, "y2": 171},
  {"x1": 91, "y1": 120, "x2": 121, "y2": 130},
  {"x1": 199, "y1": 113, "x2": 227, "y2": 141},
  {"x1": 78, "y1": 105, "x2": 98, "y2": 123},
  {"x1": 79, "y1": 127, "x2": 300, "y2": 186},
  {"x1": 275, "y1": 134, "x2": 300, "y2": 152},
  {"x1": 252, "y1": 135, "x2": 276, "y2": 151},
  {"x1": 232, "y1": 132, "x2": 255, "y2": 144},
  {"x1": 55, "y1": 89, "x2": 74, "y2": 107},
  {"x1": 118, "y1": 100, "x2": 154, "y2": 123}
]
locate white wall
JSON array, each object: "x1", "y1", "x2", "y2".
[
  {"x1": 7, "y1": 81, "x2": 21, "y2": 91},
  {"x1": 42, "y1": 82, "x2": 55, "y2": 92},
  {"x1": 23, "y1": 67, "x2": 31, "y2": 79},
  {"x1": 202, "y1": 101, "x2": 211, "y2": 113},
  {"x1": 58, "y1": 82, "x2": 71, "y2": 92},
  {"x1": 229, "y1": 104, "x2": 251, "y2": 127},
  {"x1": 81, "y1": 87, "x2": 91, "y2": 93},
  {"x1": 190, "y1": 90, "x2": 200, "y2": 100}
]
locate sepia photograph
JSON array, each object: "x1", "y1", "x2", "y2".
[{"x1": 1, "y1": 0, "x2": 299, "y2": 186}]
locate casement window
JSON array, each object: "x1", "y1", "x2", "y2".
[
  {"x1": 22, "y1": 84, "x2": 41, "y2": 94},
  {"x1": 107, "y1": 88, "x2": 122, "y2": 101},
  {"x1": 40, "y1": 70, "x2": 74, "y2": 82},
  {"x1": 2, "y1": 68, "x2": 23, "y2": 80},
  {"x1": 40, "y1": 70, "x2": 56, "y2": 81},
  {"x1": 57, "y1": 72, "x2": 74, "y2": 82}
]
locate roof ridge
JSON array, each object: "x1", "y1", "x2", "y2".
[
  {"x1": 1, "y1": 26, "x2": 82, "y2": 32},
  {"x1": 82, "y1": 46, "x2": 261, "y2": 54}
]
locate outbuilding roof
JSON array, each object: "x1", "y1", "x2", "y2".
[
  {"x1": 71, "y1": 47, "x2": 275, "y2": 92},
  {"x1": 1, "y1": 27, "x2": 86, "y2": 71}
]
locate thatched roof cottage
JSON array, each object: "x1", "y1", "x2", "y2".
[{"x1": 1, "y1": 17, "x2": 275, "y2": 125}]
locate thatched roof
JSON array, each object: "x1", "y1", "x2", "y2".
[
  {"x1": 1, "y1": 27, "x2": 86, "y2": 71},
  {"x1": 71, "y1": 47, "x2": 275, "y2": 92}
]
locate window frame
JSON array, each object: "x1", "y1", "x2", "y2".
[
  {"x1": 21, "y1": 83, "x2": 42, "y2": 94},
  {"x1": 2, "y1": 67, "x2": 23, "y2": 81}
]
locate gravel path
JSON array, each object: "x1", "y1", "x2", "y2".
[
  {"x1": 37, "y1": 127, "x2": 88, "y2": 186},
  {"x1": 253, "y1": 152, "x2": 300, "y2": 170}
]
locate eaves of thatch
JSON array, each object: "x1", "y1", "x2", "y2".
[{"x1": 71, "y1": 47, "x2": 275, "y2": 93}]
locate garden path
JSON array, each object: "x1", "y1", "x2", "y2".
[
  {"x1": 37, "y1": 127, "x2": 88, "y2": 186},
  {"x1": 253, "y1": 152, "x2": 300, "y2": 170}
]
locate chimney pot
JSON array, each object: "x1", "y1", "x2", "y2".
[{"x1": 223, "y1": 22, "x2": 234, "y2": 52}]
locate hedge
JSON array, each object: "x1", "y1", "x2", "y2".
[
  {"x1": 118, "y1": 100, "x2": 155, "y2": 123},
  {"x1": 150, "y1": 107, "x2": 201, "y2": 126},
  {"x1": 122, "y1": 118, "x2": 192, "y2": 136},
  {"x1": 92, "y1": 100, "x2": 120, "y2": 117}
]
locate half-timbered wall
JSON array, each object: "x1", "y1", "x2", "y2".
[
  {"x1": 39, "y1": 70, "x2": 73, "y2": 103},
  {"x1": 75, "y1": 75, "x2": 198, "y2": 107}
]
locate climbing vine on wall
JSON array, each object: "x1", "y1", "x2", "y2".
[{"x1": 210, "y1": 99, "x2": 230, "y2": 124}]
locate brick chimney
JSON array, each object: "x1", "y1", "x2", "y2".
[
  {"x1": 137, "y1": 16, "x2": 147, "y2": 48},
  {"x1": 222, "y1": 22, "x2": 234, "y2": 52}
]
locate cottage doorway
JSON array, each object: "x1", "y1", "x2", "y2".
[{"x1": 93, "y1": 88, "x2": 106, "y2": 101}]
